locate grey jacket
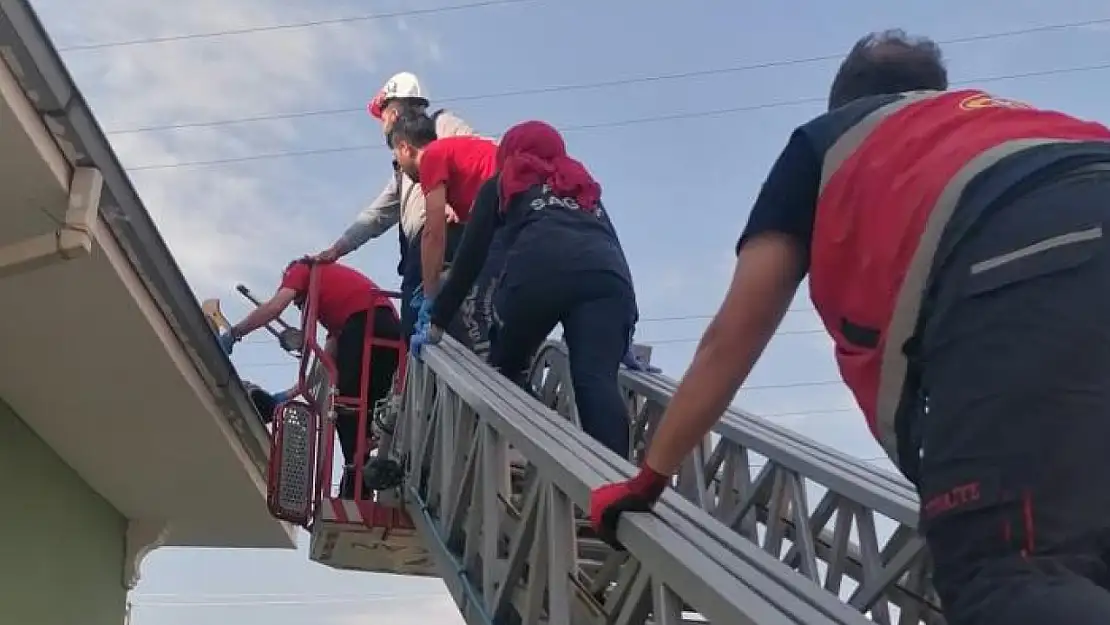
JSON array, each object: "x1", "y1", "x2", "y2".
[{"x1": 337, "y1": 110, "x2": 477, "y2": 252}]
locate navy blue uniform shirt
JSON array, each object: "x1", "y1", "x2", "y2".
[{"x1": 432, "y1": 173, "x2": 634, "y2": 328}]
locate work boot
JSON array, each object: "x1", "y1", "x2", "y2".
[{"x1": 245, "y1": 382, "x2": 277, "y2": 425}]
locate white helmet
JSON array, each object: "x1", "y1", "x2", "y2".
[{"x1": 368, "y1": 71, "x2": 429, "y2": 119}]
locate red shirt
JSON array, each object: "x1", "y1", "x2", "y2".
[
  {"x1": 280, "y1": 262, "x2": 396, "y2": 336},
  {"x1": 419, "y1": 136, "x2": 498, "y2": 220}
]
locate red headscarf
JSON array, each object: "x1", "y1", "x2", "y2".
[{"x1": 497, "y1": 121, "x2": 601, "y2": 213}]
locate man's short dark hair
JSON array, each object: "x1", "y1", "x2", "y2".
[
  {"x1": 391, "y1": 97, "x2": 428, "y2": 114},
  {"x1": 828, "y1": 29, "x2": 948, "y2": 110},
  {"x1": 388, "y1": 111, "x2": 437, "y2": 149}
]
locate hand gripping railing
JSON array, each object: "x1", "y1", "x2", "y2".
[
  {"x1": 393, "y1": 335, "x2": 873, "y2": 625},
  {"x1": 531, "y1": 341, "x2": 944, "y2": 625}
]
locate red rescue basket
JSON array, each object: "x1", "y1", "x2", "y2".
[{"x1": 263, "y1": 264, "x2": 434, "y2": 576}]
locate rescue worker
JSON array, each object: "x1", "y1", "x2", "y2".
[
  {"x1": 388, "y1": 110, "x2": 500, "y2": 348},
  {"x1": 219, "y1": 260, "x2": 401, "y2": 499},
  {"x1": 310, "y1": 72, "x2": 481, "y2": 343},
  {"x1": 589, "y1": 29, "x2": 1110, "y2": 625},
  {"x1": 412, "y1": 121, "x2": 639, "y2": 458}
]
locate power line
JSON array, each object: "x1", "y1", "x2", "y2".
[
  {"x1": 759, "y1": 407, "x2": 856, "y2": 418},
  {"x1": 124, "y1": 62, "x2": 1110, "y2": 171},
  {"x1": 234, "y1": 326, "x2": 830, "y2": 366},
  {"x1": 57, "y1": 0, "x2": 538, "y2": 52},
  {"x1": 750, "y1": 456, "x2": 888, "y2": 471},
  {"x1": 131, "y1": 590, "x2": 446, "y2": 607},
  {"x1": 132, "y1": 596, "x2": 437, "y2": 607},
  {"x1": 135, "y1": 591, "x2": 441, "y2": 600},
  {"x1": 105, "y1": 16, "x2": 1110, "y2": 135},
  {"x1": 234, "y1": 350, "x2": 845, "y2": 391},
  {"x1": 232, "y1": 307, "x2": 819, "y2": 344},
  {"x1": 647, "y1": 329, "x2": 825, "y2": 345},
  {"x1": 636, "y1": 307, "x2": 817, "y2": 324}
]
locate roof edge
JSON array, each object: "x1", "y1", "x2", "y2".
[{"x1": 0, "y1": 1, "x2": 271, "y2": 474}]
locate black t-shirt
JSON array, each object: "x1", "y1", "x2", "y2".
[
  {"x1": 432, "y1": 173, "x2": 633, "y2": 327},
  {"x1": 736, "y1": 94, "x2": 902, "y2": 269}
]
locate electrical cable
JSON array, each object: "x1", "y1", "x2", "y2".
[
  {"x1": 57, "y1": 0, "x2": 540, "y2": 52},
  {"x1": 104, "y1": 16, "x2": 1110, "y2": 135},
  {"x1": 124, "y1": 62, "x2": 1110, "y2": 171}
]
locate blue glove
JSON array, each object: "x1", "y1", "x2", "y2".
[
  {"x1": 410, "y1": 329, "x2": 429, "y2": 361},
  {"x1": 218, "y1": 330, "x2": 236, "y2": 355},
  {"x1": 417, "y1": 296, "x2": 433, "y2": 328},
  {"x1": 410, "y1": 324, "x2": 443, "y2": 361}
]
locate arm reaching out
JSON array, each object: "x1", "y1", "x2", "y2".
[
  {"x1": 588, "y1": 124, "x2": 824, "y2": 549},
  {"x1": 590, "y1": 234, "x2": 804, "y2": 547},
  {"x1": 430, "y1": 177, "x2": 501, "y2": 329},
  {"x1": 322, "y1": 173, "x2": 402, "y2": 261},
  {"x1": 644, "y1": 233, "x2": 805, "y2": 474},
  {"x1": 224, "y1": 286, "x2": 299, "y2": 350}
]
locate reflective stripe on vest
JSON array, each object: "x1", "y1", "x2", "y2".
[
  {"x1": 819, "y1": 91, "x2": 942, "y2": 190},
  {"x1": 816, "y1": 90, "x2": 1110, "y2": 466}
]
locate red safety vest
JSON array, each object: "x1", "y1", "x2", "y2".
[{"x1": 812, "y1": 89, "x2": 1110, "y2": 465}]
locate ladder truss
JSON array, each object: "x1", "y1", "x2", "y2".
[{"x1": 381, "y1": 337, "x2": 941, "y2": 625}]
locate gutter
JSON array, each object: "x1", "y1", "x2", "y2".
[{"x1": 0, "y1": 0, "x2": 271, "y2": 473}]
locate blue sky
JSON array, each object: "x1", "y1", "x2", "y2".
[{"x1": 28, "y1": 0, "x2": 1110, "y2": 623}]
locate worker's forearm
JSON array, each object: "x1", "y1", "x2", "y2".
[
  {"x1": 421, "y1": 230, "x2": 446, "y2": 297},
  {"x1": 232, "y1": 304, "x2": 280, "y2": 338},
  {"x1": 328, "y1": 236, "x2": 355, "y2": 258},
  {"x1": 339, "y1": 180, "x2": 402, "y2": 251},
  {"x1": 643, "y1": 333, "x2": 751, "y2": 475},
  {"x1": 338, "y1": 217, "x2": 393, "y2": 253}
]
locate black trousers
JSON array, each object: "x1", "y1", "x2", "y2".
[
  {"x1": 333, "y1": 307, "x2": 401, "y2": 471},
  {"x1": 914, "y1": 171, "x2": 1110, "y2": 624},
  {"x1": 490, "y1": 269, "x2": 636, "y2": 458}
]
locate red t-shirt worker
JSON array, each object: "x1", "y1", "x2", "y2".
[
  {"x1": 221, "y1": 260, "x2": 402, "y2": 498},
  {"x1": 391, "y1": 113, "x2": 498, "y2": 297}
]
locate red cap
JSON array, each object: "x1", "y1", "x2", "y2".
[{"x1": 367, "y1": 91, "x2": 387, "y2": 120}]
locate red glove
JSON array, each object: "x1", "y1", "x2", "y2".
[{"x1": 589, "y1": 465, "x2": 669, "y2": 549}]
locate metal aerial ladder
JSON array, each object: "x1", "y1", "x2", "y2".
[
  {"x1": 254, "y1": 268, "x2": 943, "y2": 625},
  {"x1": 0, "y1": 1, "x2": 943, "y2": 621}
]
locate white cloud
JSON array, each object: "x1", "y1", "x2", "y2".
[
  {"x1": 29, "y1": 3, "x2": 458, "y2": 624},
  {"x1": 37, "y1": 0, "x2": 403, "y2": 293}
]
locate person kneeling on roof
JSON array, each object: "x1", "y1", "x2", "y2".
[
  {"x1": 411, "y1": 121, "x2": 640, "y2": 459},
  {"x1": 389, "y1": 110, "x2": 502, "y2": 356},
  {"x1": 218, "y1": 260, "x2": 401, "y2": 499}
]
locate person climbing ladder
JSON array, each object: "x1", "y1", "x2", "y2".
[
  {"x1": 310, "y1": 72, "x2": 480, "y2": 345},
  {"x1": 590, "y1": 29, "x2": 1110, "y2": 625},
  {"x1": 388, "y1": 110, "x2": 502, "y2": 356},
  {"x1": 412, "y1": 121, "x2": 640, "y2": 459}
]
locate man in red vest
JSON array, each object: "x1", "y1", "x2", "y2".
[{"x1": 590, "y1": 29, "x2": 1110, "y2": 624}]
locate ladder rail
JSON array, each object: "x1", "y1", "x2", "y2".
[
  {"x1": 395, "y1": 336, "x2": 873, "y2": 625},
  {"x1": 534, "y1": 341, "x2": 944, "y2": 624}
]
